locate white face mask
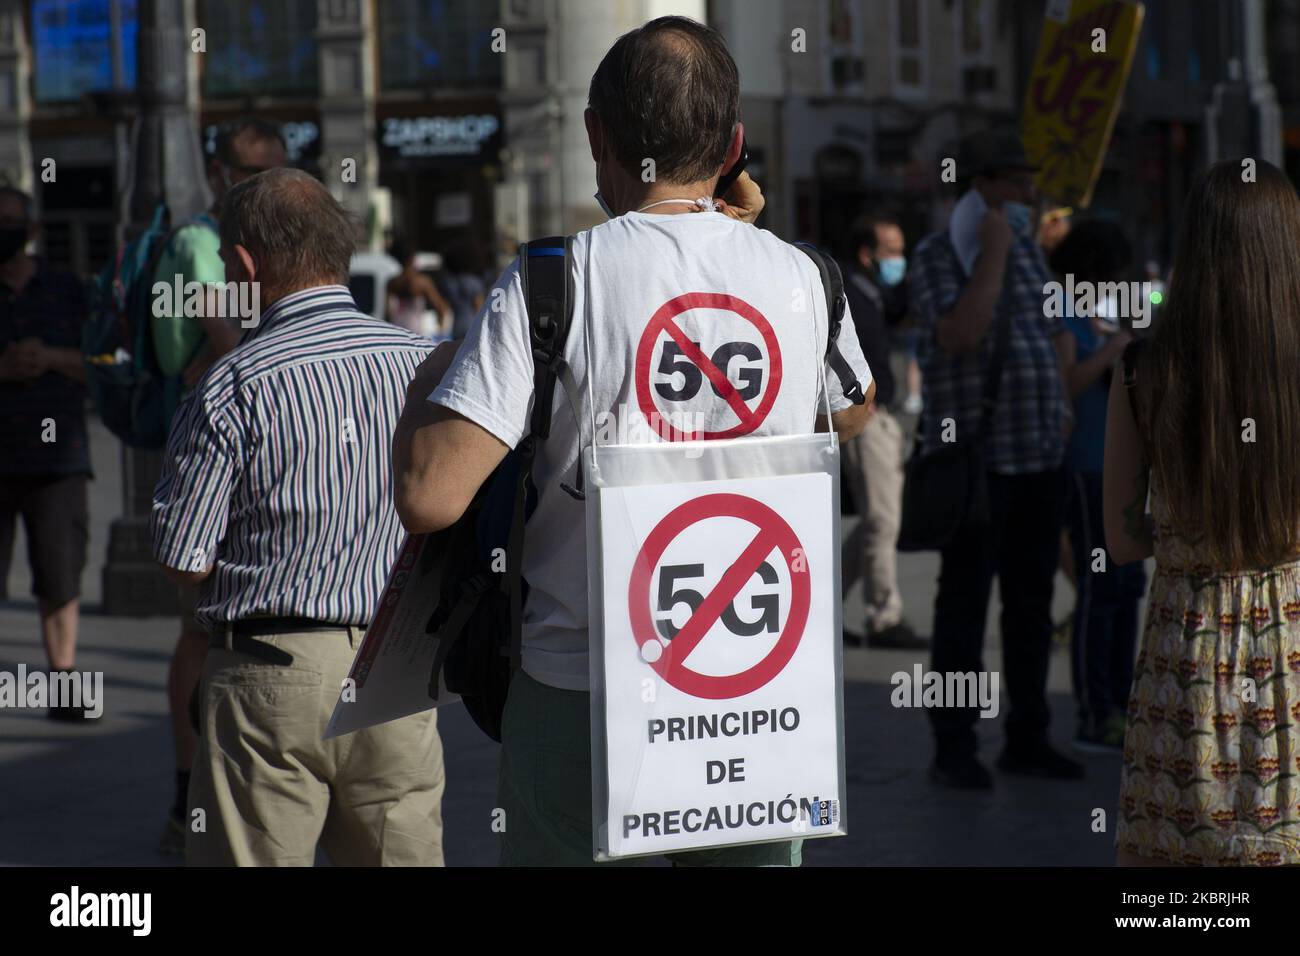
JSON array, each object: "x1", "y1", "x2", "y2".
[{"x1": 1002, "y1": 200, "x2": 1033, "y2": 237}]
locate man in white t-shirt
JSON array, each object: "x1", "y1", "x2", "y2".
[{"x1": 393, "y1": 15, "x2": 873, "y2": 866}]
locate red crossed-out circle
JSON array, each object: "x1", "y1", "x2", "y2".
[
  {"x1": 634, "y1": 293, "x2": 783, "y2": 442},
  {"x1": 628, "y1": 493, "x2": 810, "y2": 699}
]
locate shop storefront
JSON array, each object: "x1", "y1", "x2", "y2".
[{"x1": 375, "y1": 103, "x2": 502, "y2": 260}]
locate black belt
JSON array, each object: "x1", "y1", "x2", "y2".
[{"x1": 209, "y1": 617, "x2": 359, "y2": 666}]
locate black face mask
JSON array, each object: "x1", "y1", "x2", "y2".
[{"x1": 0, "y1": 227, "x2": 27, "y2": 262}]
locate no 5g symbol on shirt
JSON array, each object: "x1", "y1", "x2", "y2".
[
  {"x1": 634, "y1": 292, "x2": 784, "y2": 442},
  {"x1": 655, "y1": 341, "x2": 763, "y2": 402}
]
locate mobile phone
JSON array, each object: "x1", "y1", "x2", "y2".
[{"x1": 713, "y1": 136, "x2": 750, "y2": 199}]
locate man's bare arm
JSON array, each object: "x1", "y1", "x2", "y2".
[
  {"x1": 1103, "y1": 369, "x2": 1154, "y2": 564},
  {"x1": 392, "y1": 342, "x2": 508, "y2": 533},
  {"x1": 815, "y1": 379, "x2": 876, "y2": 442},
  {"x1": 393, "y1": 404, "x2": 509, "y2": 534}
]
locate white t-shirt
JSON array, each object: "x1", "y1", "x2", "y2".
[{"x1": 431, "y1": 210, "x2": 871, "y2": 691}]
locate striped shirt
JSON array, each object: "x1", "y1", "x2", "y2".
[
  {"x1": 151, "y1": 285, "x2": 432, "y2": 629},
  {"x1": 909, "y1": 229, "x2": 1066, "y2": 475}
]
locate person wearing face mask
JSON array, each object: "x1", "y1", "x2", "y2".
[
  {"x1": 151, "y1": 117, "x2": 287, "y2": 855},
  {"x1": 908, "y1": 130, "x2": 1081, "y2": 790},
  {"x1": 0, "y1": 186, "x2": 93, "y2": 720},
  {"x1": 839, "y1": 212, "x2": 924, "y2": 650}
]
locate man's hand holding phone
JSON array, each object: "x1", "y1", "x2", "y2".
[
  {"x1": 979, "y1": 207, "x2": 1015, "y2": 259},
  {"x1": 716, "y1": 171, "x2": 765, "y2": 225}
]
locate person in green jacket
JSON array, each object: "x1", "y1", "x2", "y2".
[{"x1": 154, "y1": 118, "x2": 286, "y2": 854}]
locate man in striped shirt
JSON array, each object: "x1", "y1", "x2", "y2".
[{"x1": 151, "y1": 168, "x2": 445, "y2": 866}]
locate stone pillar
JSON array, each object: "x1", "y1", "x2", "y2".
[
  {"x1": 502, "y1": 0, "x2": 707, "y2": 239},
  {"x1": 0, "y1": 0, "x2": 33, "y2": 191},
  {"x1": 316, "y1": 0, "x2": 377, "y2": 246},
  {"x1": 1206, "y1": 0, "x2": 1282, "y2": 165},
  {"x1": 102, "y1": 0, "x2": 212, "y2": 615}
]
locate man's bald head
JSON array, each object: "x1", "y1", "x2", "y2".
[
  {"x1": 219, "y1": 168, "x2": 355, "y2": 299},
  {"x1": 587, "y1": 15, "x2": 739, "y2": 185}
]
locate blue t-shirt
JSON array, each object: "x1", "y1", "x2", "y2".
[{"x1": 1064, "y1": 309, "x2": 1110, "y2": 474}]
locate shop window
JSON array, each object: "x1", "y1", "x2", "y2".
[
  {"x1": 200, "y1": 0, "x2": 319, "y2": 98},
  {"x1": 378, "y1": 0, "x2": 503, "y2": 92},
  {"x1": 31, "y1": 0, "x2": 137, "y2": 104},
  {"x1": 893, "y1": 0, "x2": 927, "y2": 95}
]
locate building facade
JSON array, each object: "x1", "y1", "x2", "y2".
[
  {"x1": 0, "y1": 0, "x2": 1286, "y2": 280},
  {"x1": 1, "y1": 0, "x2": 706, "y2": 278},
  {"x1": 710, "y1": 0, "x2": 1281, "y2": 272}
]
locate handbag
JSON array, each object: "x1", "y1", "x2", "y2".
[{"x1": 896, "y1": 282, "x2": 1012, "y2": 552}]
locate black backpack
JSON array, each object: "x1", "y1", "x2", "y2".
[
  {"x1": 427, "y1": 237, "x2": 864, "y2": 742},
  {"x1": 427, "y1": 237, "x2": 575, "y2": 741}
]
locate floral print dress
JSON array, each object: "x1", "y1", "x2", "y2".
[{"x1": 1117, "y1": 487, "x2": 1300, "y2": 865}]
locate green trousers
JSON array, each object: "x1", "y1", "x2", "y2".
[{"x1": 498, "y1": 669, "x2": 802, "y2": 867}]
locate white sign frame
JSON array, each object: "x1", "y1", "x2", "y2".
[
  {"x1": 585, "y1": 433, "x2": 848, "y2": 861},
  {"x1": 325, "y1": 533, "x2": 460, "y2": 739}
]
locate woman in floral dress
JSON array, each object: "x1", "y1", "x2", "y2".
[{"x1": 1104, "y1": 158, "x2": 1300, "y2": 866}]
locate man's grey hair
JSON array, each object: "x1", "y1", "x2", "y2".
[{"x1": 219, "y1": 168, "x2": 354, "y2": 288}]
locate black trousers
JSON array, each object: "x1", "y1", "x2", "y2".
[
  {"x1": 928, "y1": 465, "x2": 1067, "y2": 760},
  {"x1": 1065, "y1": 469, "x2": 1147, "y2": 725}
]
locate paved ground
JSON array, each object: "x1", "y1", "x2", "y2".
[{"x1": 0, "y1": 411, "x2": 1136, "y2": 866}]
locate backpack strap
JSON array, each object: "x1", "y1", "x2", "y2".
[
  {"x1": 503, "y1": 235, "x2": 575, "y2": 669},
  {"x1": 794, "y1": 242, "x2": 866, "y2": 406}
]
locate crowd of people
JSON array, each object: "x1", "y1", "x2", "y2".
[{"x1": 2, "y1": 13, "x2": 1298, "y2": 868}]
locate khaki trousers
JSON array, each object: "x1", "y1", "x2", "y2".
[
  {"x1": 841, "y1": 407, "x2": 905, "y2": 633},
  {"x1": 187, "y1": 627, "x2": 445, "y2": 866}
]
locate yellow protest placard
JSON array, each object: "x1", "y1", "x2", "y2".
[{"x1": 1021, "y1": 0, "x2": 1144, "y2": 208}]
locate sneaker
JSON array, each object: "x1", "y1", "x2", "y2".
[
  {"x1": 929, "y1": 755, "x2": 994, "y2": 790},
  {"x1": 1102, "y1": 711, "x2": 1128, "y2": 748},
  {"x1": 45, "y1": 668, "x2": 93, "y2": 722},
  {"x1": 867, "y1": 621, "x2": 929, "y2": 650},
  {"x1": 159, "y1": 812, "x2": 186, "y2": 856},
  {"x1": 902, "y1": 392, "x2": 923, "y2": 416},
  {"x1": 1051, "y1": 614, "x2": 1073, "y2": 647},
  {"x1": 1072, "y1": 722, "x2": 1121, "y2": 755},
  {"x1": 997, "y1": 743, "x2": 1086, "y2": 779},
  {"x1": 1073, "y1": 711, "x2": 1127, "y2": 754},
  {"x1": 47, "y1": 701, "x2": 89, "y2": 722}
]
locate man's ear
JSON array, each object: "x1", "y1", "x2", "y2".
[
  {"x1": 585, "y1": 108, "x2": 601, "y2": 165},
  {"x1": 719, "y1": 122, "x2": 745, "y2": 175},
  {"x1": 235, "y1": 244, "x2": 257, "y2": 283}
]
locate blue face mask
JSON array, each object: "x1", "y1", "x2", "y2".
[
  {"x1": 877, "y1": 256, "x2": 906, "y2": 286},
  {"x1": 1002, "y1": 200, "x2": 1033, "y2": 237},
  {"x1": 594, "y1": 190, "x2": 615, "y2": 219}
]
